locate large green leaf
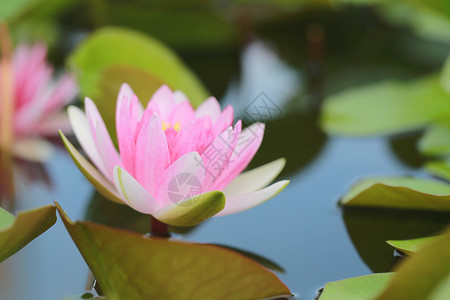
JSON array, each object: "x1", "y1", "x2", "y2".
[
  {"x1": 0, "y1": 205, "x2": 56, "y2": 262},
  {"x1": 91, "y1": 65, "x2": 165, "y2": 145},
  {"x1": 340, "y1": 177, "x2": 450, "y2": 211},
  {"x1": 0, "y1": 0, "x2": 75, "y2": 21},
  {"x1": 319, "y1": 273, "x2": 393, "y2": 300},
  {"x1": 375, "y1": 226, "x2": 450, "y2": 300},
  {"x1": 69, "y1": 27, "x2": 209, "y2": 106},
  {"x1": 387, "y1": 236, "x2": 436, "y2": 255},
  {"x1": 321, "y1": 75, "x2": 450, "y2": 136},
  {"x1": 56, "y1": 203, "x2": 291, "y2": 300}
]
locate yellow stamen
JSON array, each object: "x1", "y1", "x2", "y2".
[
  {"x1": 173, "y1": 122, "x2": 181, "y2": 132},
  {"x1": 162, "y1": 121, "x2": 181, "y2": 132}
]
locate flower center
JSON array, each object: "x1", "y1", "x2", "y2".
[{"x1": 162, "y1": 121, "x2": 181, "y2": 132}]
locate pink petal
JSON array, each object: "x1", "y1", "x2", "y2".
[
  {"x1": 155, "y1": 152, "x2": 206, "y2": 208},
  {"x1": 195, "y1": 97, "x2": 221, "y2": 123},
  {"x1": 211, "y1": 122, "x2": 265, "y2": 190},
  {"x1": 212, "y1": 105, "x2": 234, "y2": 136},
  {"x1": 201, "y1": 121, "x2": 241, "y2": 191},
  {"x1": 173, "y1": 90, "x2": 188, "y2": 103},
  {"x1": 169, "y1": 117, "x2": 213, "y2": 162},
  {"x1": 134, "y1": 111, "x2": 170, "y2": 196},
  {"x1": 42, "y1": 74, "x2": 78, "y2": 115},
  {"x1": 37, "y1": 111, "x2": 72, "y2": 135},
  {"x1": 146, "y1": 85, "x2": 176, "y2": 120},
  {"x1": 167, "y1": 100, "x2": 195, "y2": 127},
  {"x1": 85, "y1": 97, "x2": 123, "y2": 181},
  {"x1": 116, "y1": 83, "x2": 143, "y2": 175}
]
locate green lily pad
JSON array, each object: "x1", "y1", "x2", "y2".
[
  {"x1": 442, "y1": 54, "x2": 450, "y2": 93},
  {"x1": 321, "y1": 75, "x2": 450, "y2": 136},
  {"x1": 319, "y1": 273, "x2": 393, "y2": 300},
  {"x1": 374, "y1": 226, "x2": 450, "y2": 300},
  {"x1": 418, "y1": 124, "x2": 450, "y2": 156},
  {"x1": 425, "y1": 160, "x2": 450, "y2": 182},
  {"x1": 211, "y1": 244, "x2": 285, "y2": 273},
  {"x1": 0, "y1": 205, "x2": 56, "y2": 262},
  {"x1": 56, "y1": 203, "x2": 291, "y2": 300},
  {"x1": 69, "y1": 26, "x2": 208, "y2": 105},
  {"x1": 387, "y1": 236, "x2": 437, "y2": 255},
  {"x1": 92, "y1": 65, "x2": 165, "y2": 145},
  {"x1": 340, "y1": 177, "x2": 450, "y2": 212}
]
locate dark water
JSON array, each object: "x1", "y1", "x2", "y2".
[{"x1": 3, "y1": 133, "x2": 447, "y2": 300}]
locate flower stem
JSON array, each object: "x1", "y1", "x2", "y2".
[
  {"x1": 0, "y1": 22, "x2": 14, "y2": 153},
  {"x1": 150, "y1": 217, "x2": 170, "y2": 237},
  {"x1": 0, "y1": 23, "x2": 15, "y2": 202}
]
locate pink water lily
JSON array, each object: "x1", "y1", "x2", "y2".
[
  {"x1": 0, "y1": 43, "x2": 77, "y2": 161},
  {"x1": 61, "y1": 84, "x2": 288, "y2": 226}
]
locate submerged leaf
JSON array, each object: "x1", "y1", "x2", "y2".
[
  {"x1": 0, "y1": 205, "x2": 56, "y2": 262},
  {"x1": 56, "y1": 203, "x2": 291, "y2": 300},
  {"x1": 340, "y1": 177, "x2": 450, "y2": 212}
]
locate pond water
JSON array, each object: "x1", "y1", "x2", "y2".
[
  {"x1": 1, "y1": 4, "x2": 450, "y2": 299},
  {"x1": 2, "y1": 132, "x2": 447, "y2": 300}
]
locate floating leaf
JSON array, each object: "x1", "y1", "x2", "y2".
[
  {"x1": 319, "y1": 273, "x2": 393, "y2": 300},
  {"x1": 321, "y1": 75, "x2": 450, "y2": 136},
  {"x1": 211, "y1": 244, "x2": 285, "y2": 273},
  {"x1": 425, "y1": 160, "x2": 450, "y2": 182},
  {"x1": 375, "y1": 226, "x2": 450, "y2": 300},
  {"x1": 69, "y1": 27, "x2": 208, "y2": 105},
  {"x1": 441, "y1": 53, "x2": 450, "y2": 93},
  {"x1": 418, "y1": 123, "x2": 450, "y2": 156},
  {"x1": 0, "y1": 205, "x2": 56, "y2": 262},
  {"x1": 387, "y1": 236, "x2": 437, "y2": 255},
  {"x1": 56, "y1": 203, "x2": 291, "y2": 300},
  {"x1": 340, "y1": 177, "x2": 450, "y2": 212},
  {"x1": 92, "y1": 65, "x2": 165, "y2": 144}
]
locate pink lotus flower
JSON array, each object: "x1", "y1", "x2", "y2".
[
  {"x1": 61, "y1": 84, "x2": 288, "y2": 226},
  {"x1": 1, "y1": 43, "x2": 77, "y2": 161}
]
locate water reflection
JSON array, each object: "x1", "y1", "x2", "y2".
[{"x1": 343, "y1": 207, "x2": 450, "y2": 273}]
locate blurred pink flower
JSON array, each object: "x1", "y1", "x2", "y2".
[
  {"x1": 61, "y1": 84, "x2": 288, "y2": 226},
  {"x1": 1, "y1": 43, "x2": 77, "y2": 161}
]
